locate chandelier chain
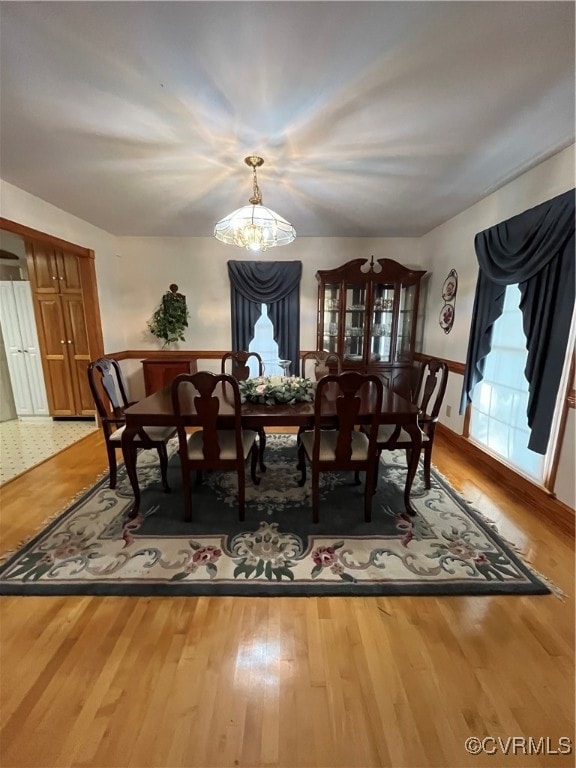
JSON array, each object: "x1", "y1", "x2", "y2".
[{"x1": 249, "y1": 165, "x2": 262, "y2": 206}]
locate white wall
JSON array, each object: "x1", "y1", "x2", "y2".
[
  {"x1": 114, "y1": 236, "x2": 422, "y2": 399},
  {"x1": 115, "y1": 235, "x2": 422, "y2": 354},
  {"x1": 0, "y1": 179, "x2": 125, "y2": 351}
]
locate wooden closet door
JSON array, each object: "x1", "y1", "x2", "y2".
[
  {"x1": 26, "y1": 241, "x2": 60, "y2": 293},
  {"x1": 61, "y1": 294, "x2": 93, "y2": 414},
  {"x1": 34, "y1": 295, "x2": 77, "y2": 415},
  {"x1": 26, "y1": 239, "x2": 95, "y2": 416},
  {"x1": 55, "y1": 250, "x2": 82, "y2": 294}
]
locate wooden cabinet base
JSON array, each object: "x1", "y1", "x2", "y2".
[{"x1": 142, "y1": 358, "x2": 198, "y2": 396}]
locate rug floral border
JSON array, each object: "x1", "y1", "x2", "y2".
[{"x1": 0, "y1": 437, "x2": 552, "y2": 597}]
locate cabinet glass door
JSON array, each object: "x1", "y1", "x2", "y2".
[
  {"x1": 343, "y1": 283, "x2": 367, "y2": 362},
  {"x1": 395, "y1": 283, "x2": 416, "y2": 361},
  {"x1": 371, "y1": 282, "x2": 395, "y2": 362},
  {"x1": 321, "y1": 283, "x2": 340, "y2": 354}
]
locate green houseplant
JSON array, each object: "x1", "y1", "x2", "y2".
[{"x1": 147, "y1": 284, "x2": 190, "y2": 347}]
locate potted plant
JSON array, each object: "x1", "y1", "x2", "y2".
[{"x1": 147, "y1": 284, "x2": 190, "y2": 347}]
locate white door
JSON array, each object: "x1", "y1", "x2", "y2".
[{"x1": 0, "y1": 281, "x2": 49, "y2": 416}]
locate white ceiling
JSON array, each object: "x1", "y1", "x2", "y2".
[{"x1": 0, "y1": 1, "x2": 574, "y2": 238}]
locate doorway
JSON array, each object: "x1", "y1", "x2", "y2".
[
  {"x1": 0, "y1": 217, "x2": 105, "y2": 419},
  {"x1": 0, "y1": 229, "x2": 32, "y2": 421},
  {"x1": 0, "y1": 219, "x2": 104, "y2": 481}
]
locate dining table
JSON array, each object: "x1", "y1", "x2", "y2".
[{"x1": 121, "y1": 379, "x2": 422, "y2": 518}]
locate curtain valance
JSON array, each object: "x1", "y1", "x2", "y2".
[{"x1": 227, "y1": 261, "x2": 302, "y2": 303}]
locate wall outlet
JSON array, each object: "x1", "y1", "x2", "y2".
[{"x1": 445, "y1": 405, "x2": 452, "y2": 418}]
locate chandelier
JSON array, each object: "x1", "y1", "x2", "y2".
[{"x1": 214, "y1": 156, "x2": 296, "y2": 252}]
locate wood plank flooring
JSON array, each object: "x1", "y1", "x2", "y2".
[{"x1": 0, "y1": 430, "x2": 574, "y2": 768}]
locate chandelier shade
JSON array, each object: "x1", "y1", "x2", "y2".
[{"x1": 214, "y1": 156, "x2": 296, "y2": 252}]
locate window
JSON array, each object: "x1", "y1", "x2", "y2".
[
  {"x1": 469, "y1": 284, "x2": 545, "y2": 481},
  {"x1": 228, "y1": 260, "x2": 302, "y2": 378},
  {"x1": 248, "y1": 304, "x2": 282, "y2": 376}
]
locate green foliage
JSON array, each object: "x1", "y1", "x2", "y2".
[
  {"x1": 238, "y1": 375, "x2": 314, "y2": 405},
  {"x1": 147, "y1": 289, "x2": 190, "y2": 347}
]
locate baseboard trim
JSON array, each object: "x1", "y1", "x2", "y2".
[{"x1": 436, "y1": 423, "x2": 575, "y2": 538}]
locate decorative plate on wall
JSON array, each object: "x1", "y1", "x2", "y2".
[
  {"x1": 439, "y1": 303, "x2": 455, "y2": 333},
  {"x1": 439, "y1": 269, "x2": 457, "y2": 334},
  {"x1": 442, "y1": 269, "x2": 458, "y2": 301}
]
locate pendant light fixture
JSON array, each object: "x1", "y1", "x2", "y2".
[{"x1": 214, "y1": 155, "x2": 296, "y2": 252}]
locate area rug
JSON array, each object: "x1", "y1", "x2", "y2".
[{"x1": 0, "y1": 434, "x2": 550, "y2": 596}]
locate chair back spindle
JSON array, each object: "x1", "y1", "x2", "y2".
[
  {"x1": 301, "y1": 351, "x2": 342, "y2": 380},
  {"x1": 369, "y1": 357, "x2": 449, "y2": 491},
  {"x1": 171, "y1": 371, "x2": 260, "y2": 521},
  {"x1": 299, "y1": 371, "x2": 383, "y2": 523},
  {"x1": 415, "y1": 358, "x2": 449, "y2": 421},
  {"x1": 221, "y1": 351, "x2": 264, "y2": 381},
  {"x1": 220, "y1": 351, "x2": 267, "y2": 472}
]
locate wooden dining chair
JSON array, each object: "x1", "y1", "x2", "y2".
[
  {"x1": 367, "y1": 358, "x2": 449, "y2": 489},
  {"x1": 221, "y1": 350, "x2": 267, "y2": 472},
  {"x1": 298, "y1": 371, "x2": 383, "y2": 523},
  {"x1": 220, "y1": 350, "x2": 264, "y2": 381},
  {"x1": 300, "y1": 351, "x2": 342, "y2": 380},
  {"x1": 297, "y1": 351, "x2": 342, "y2": 447},
  {"x1": 87, "y1": 357, "x2": 176, "y2": 491},
  {"x1": 171, "y1": 371, "x2": 260, "y2": 522}
]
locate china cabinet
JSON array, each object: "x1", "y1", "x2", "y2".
[{"x1": 316, "y1": 257, "x2": 426, "y2": 396}]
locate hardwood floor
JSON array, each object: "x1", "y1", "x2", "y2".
[{"x1": 0, "y1": 430, "x2": 574, "y2": 768}]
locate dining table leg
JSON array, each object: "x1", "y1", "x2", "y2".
[
  {"x1": 401, "y1": 421, "x2": 422, "y2": 516},
  {"x1": 121, "y1": 424, "x2": 141, "y2": 518}
]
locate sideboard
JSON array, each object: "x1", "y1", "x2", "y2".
[{"x1": 141, "y1": 357, "x2": 198, "y2": 396}]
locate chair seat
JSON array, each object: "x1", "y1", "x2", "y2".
[
  {"x1": 88, "y1": 356, "x2": 176, "y2": 495},
  {"x1": 186, "y1": 429, "x2": 258, "y2": 460},
  {"x1": 374, "y1": 423, "x2": 428, "y2": 445},
  {"x1": 300, "y1": 429, "x2": 370, "y2": 461},
  {"x1": 109, "y1": 424, "x2": 176, "y2": 443}
]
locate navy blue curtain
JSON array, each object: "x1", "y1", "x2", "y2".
[
  {"x1": 460, "y1": 189, "x2": 575, "y2": 454},
  {"x1": 227, "y1": 261, "x2": 302, "y2": 372}
]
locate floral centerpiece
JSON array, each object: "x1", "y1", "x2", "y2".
[{"x1": 239, "y1": 375, "x2": 314, "y2": 405}]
